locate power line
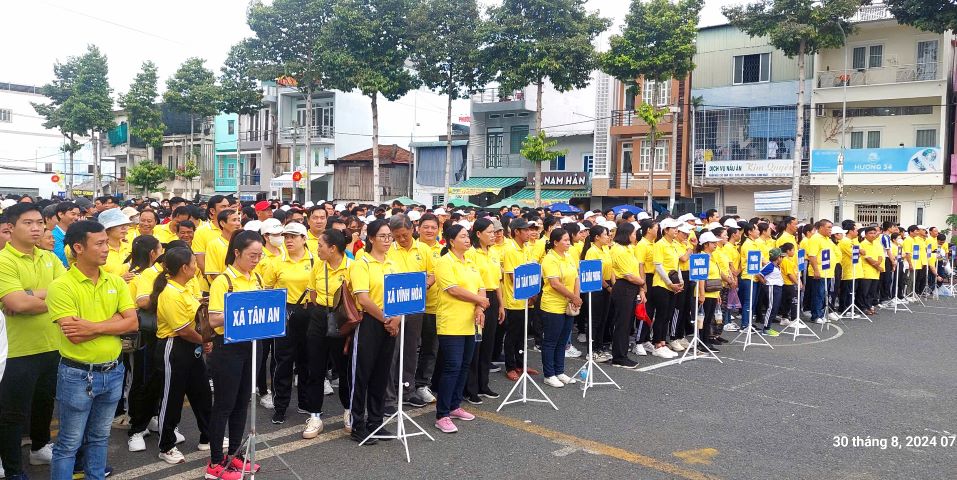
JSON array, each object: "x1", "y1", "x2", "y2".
[{"x1": 36, "y1": 0, "x2": 189, "y2": 47}]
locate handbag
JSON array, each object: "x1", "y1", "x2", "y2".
[
  {"x1": 328, "y1": 262, "x2": 361, "y2": 336},
  {"x1": 324, "y1": 263, "x2": 343, "y2": 338},
  {"x1": 704, "y1": 279, "x2": 723, "y2": 292},
  {"x1": 565, "y1": 302, "x2": 581, "y2": 317}
]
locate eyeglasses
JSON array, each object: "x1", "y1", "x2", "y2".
[{"x1": 376, "y1": 234, "x2": 394, "y2": 241}]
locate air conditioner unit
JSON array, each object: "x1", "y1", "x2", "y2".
[{"x1": 815, "y1": 104, "x2": 825, "y2": 117}]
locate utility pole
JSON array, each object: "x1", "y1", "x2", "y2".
[
  {"x1": 126, "y1": 115, "x2": 131, "y2": 197},
  {"x1": 93, "y1": 132, "x2": 101, "y2": 196},
  {"x1": 236, "y1": 116, "x2": 242, "y2": 199}
]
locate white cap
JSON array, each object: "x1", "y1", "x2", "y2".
[
  {"x1": 433, "y1": 208, "x2": 447, "y2": 216},
  {"x1": 0, "y1": 199, "x2": 15, "y2": 209},
  {"x1": 364, "y1": 214, "x2": 377, "y2": 224},
  {"x1": 630, "y1": 221, "x2": 640, "y2": 230},
  {"x1": 917, "y1": 224, "x2": 927, "y2": 230},
  {"x1": 698, "y1": 231, "x2": 719, "y2": 244},
  {"x1": 283, "y1": 222, "x2": 307, "y2": 236},
  {"x1": 560, "y1": 217, "x2": 574, "y2": 224},
  {"x1": 457, "y1": 219, "x2": 471, "y2": 229},
  {"x1": 677, "y1": 223, "x2": 692, "y2": 234},
  {"x1": 601, "y1": 220, "x2": 617, "y2": 230},
  {"x1": 724, "y1": 218, "x2": 740, "y2": 228},
  {"x1": 280, "y1": 205, "x2": 291, "y2": 211},
  {"x1": 303, "y1": 201, "x2": 314, "y2": 208},
  {"x1": 335, "y1": 203, "x2": 347, "y2": 212},
  {"x1": 706, "y1": 222, "x2": 723, "y2": 230},
  {"x1": 677, "y1": 213, "x2": 696, "y2": 223},
  {"x1": 121, "y1": 207, "x2": 140, "y2": 219},
  {"x1": 583, "y1": 211, "x2": 597, "y2": 220},
  {"x1": 577, "y1": 223, "x2": 586, "y2": 231},
  {"x1": 454, "y1": 209, "x2": 465, "y2": 215},
  {"x1": 261, "y1": 218, "x2": 284, "y2": 235},
  {"x1": 660, "y1": 218, "x2": 681, "y2": 229},
  {"x1": 832, "y1": 226, "x2": 847, "y2": 235},
  {"x1": 407, "y1": 210, "x2": 421, "y2": 222},
  {"x1": 694, "y1": 218, "x2": 703, "y2": 225},
  {"x1": 150, "y1": 201, "x2": 159, "y2": 208},
  {"x1": 243, "y1": 220, "x2": 263, "y2": 232},
  {"x1": 635, "y1": 211, "x2": 651, "y2": 221}
]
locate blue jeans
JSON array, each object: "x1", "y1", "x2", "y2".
[
  {"x1": 738, "y1": 279, "x2": 754, "y2": 328},
  {"x1": 540, "y1": 311, "x2": 573, "y2": 378},
  {"x1": 435, "y1": 335, "x2": 475, "y2": 419},
  {"x1": 808, "y1": 277, "x2": 826, "y2": 320},
  {"x1": 52, "y1": 361, "x2": 125, "y2": 480}
]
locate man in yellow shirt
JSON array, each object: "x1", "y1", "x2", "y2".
[
  {"x1": 46, "y1": 220, "x2": 137, "y2": 478},
  {"x1": 902, "y1": 225, "x2": 923, "y2": 297},
  {"x1": 837, "y1": 224, "x2": 861, "y2": 314},
  {"x1": 806, "y1": 220, "x2": 834, "y2": 323},
  {"x1": 859, "y1": 226, "x2": 884, "y2": 314},
  {"x1": 305, "y1": 205, "x2": 328, "y2": 254},
  {"x1": 193, "y1": 195, "x2": 230, "y2": 279},
  {"x1": 501, "y1": 218, "x2": 537, "y2": 379},
  {"x1": 775, "y1": 216, "x2": 799, "y2": 248},
  {"x1": 413, "y1": 213, "x2": 443, "y2": 404}
]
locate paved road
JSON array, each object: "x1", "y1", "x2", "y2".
[{"x1": 19, "y1": 300, "x2": 957, "y2": 479}]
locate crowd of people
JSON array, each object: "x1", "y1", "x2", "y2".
[{"x1": 0, "y1": 193, "x2": 952, "y2": 480}]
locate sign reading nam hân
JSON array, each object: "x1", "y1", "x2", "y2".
[{"x1": 525, "y1": 172, "x2": 588, "y2": 189}]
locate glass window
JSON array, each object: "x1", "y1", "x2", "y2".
[
  {"x1": 642, "y1": 79, "x2": 670, "y2": 106},
  {"x1": 639, "y1": 140, "x2": 667, "y2": 171},
  {"x1": 583, "y1": 154, "x2": 594, "y2": 173},
  {"x1": 869, "y1": 45, "x2": 883, "y2": 68},
  {"x1": 733, "y1": 53, "x2": 771, "y2": 84},
  {"x1": 0, "y1": 109, "x2": 11, "y2": 122},
  {"x1": 915, "y1": 129, "x2": 936, "y2": 147},
  {"x1": 621, "y1": 142, "x2": 633, "y2": 173},
  {"x1": 509, "y1": 125, "x2": 529, "y2": 154},
  {"x1": 852, "y1": 47, "x2": 867, "y2": 70},
  {"x1": 866, "y1": 131, "x2": 881, "y2": 148},
  {"x1": 486, "y1": 127, "x2": 504, "y2": 168},
  {"x1": 549, "y1": 154, "x2": 566, "y2": 171},
  {"x1": 227, "y1": 120, "x2": 235, "y2": 135},
  {"x1": 432, "y1": 194, "x2": 445, "y2": 206}
]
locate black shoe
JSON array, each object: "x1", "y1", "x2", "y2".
[
  {"x1": 703, "y1": 343, "x2": 720, "y2": 353},
  {"x1": 478, "y1": 389, "x2": 500, "y2": 399},
  {"x1": 612, "y1": 358, "x2": 639, "y2": 369},
  {"x1": 466, "y1": 394, "x2": 483, "y2": 405},
  {"x1": 271, "y1": 412, "x2": 285, "y2": 424},
  {"x1": 383, "y1": 406, "x2": 398, "y2": 416},
  {"x1": 713, "y1": 336, "x2": 729, "y2": 344},
  {"x1": 373, "y1": 425, "x2": 395, "y2": 440},
  {"x1": 351, "y1": 429, "x2": 377, "y2": 445},
  {"x1": 403, "y1": 391, "x2": 428, "y2": 408}
]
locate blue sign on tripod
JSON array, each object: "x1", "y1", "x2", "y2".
[
  {"x1": 746, "y1": 250, "x2": 762, "y2": 275},
  {"x1": 689, "y1": 254, "x2": 710, "y2": 281},
  {"x1": 578, "y1": 259, "x2": 603, "y2": 293},
  {"x1": 797, "y1": 249, "x2": 806, "y2": 272},
  {"x1": 913, "y1": 244, "x2": 921, "y2": 260},
  {"x1": 513, "y1": 263, "x2": 542, "y2": 300},
  {"x1": 851, "y1": 245, "x2": 860, "y2": 264},
  {"x1": 383, "y1": 272, "x2": 427, "y2": 317},
  {"x1": 224, "y1": 289, "x2": 288, "y2": 344},
  {"x1": 822, "y1": 249, "x2": 831, "y2": 270}
]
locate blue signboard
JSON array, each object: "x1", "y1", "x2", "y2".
[
  {"x1": 578, "y1": 259, "x2": 603, "y2": 294},
  {"x1": 797, "y1": 249, "x2": 806, "y2": 272},
  {"x1": 913, "y1": 244, "x2": 921, "y2": 260},
  {"x1": 383, "y1": 272, "x2": 427, "y2": 317},
  {"x1": 822, "y1": 249, "x2": 831, "y2": 270},
  {"x1": 851, "y1": 245, "x2": 860, "y2": 264},
  {"x1": 224, "y1": 289, "x2": 287, "y2": 344},
  {"x1": 927, "y1": 244, "x2": 933, "y2": 256},
  {"x1": 746, "y1": 250, "x2": 762, "y2": 275},
  {"x1": 811, "y1": 147, "x2": 942, "y2": 173},
  {"x1": 689, "y1": 254, "x2": 710, "y2": 281},
  {"x1": 951, "y1": 245, "x2": 956, "y2": 257},
  {"x1": 514, "y1": 263, "x2": 542, "y2": 300}
]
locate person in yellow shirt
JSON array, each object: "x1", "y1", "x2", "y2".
[
  {"x1": 914, "y1": 227, "x2": 929, "y2": 296},
  {"x1": 305, "y1": 206, "x2": 328, "y2": 254},
  {"x1": 149, "y1": 247, "x2": 211, "y2": 464},
  {"x1": 262, "y1": 222, "x2": 315, "y2": 425},
  {"x1": 837, "y1": 224, "x2": 861, "y2": 314},
  {"x1": 608, "y1": 222, "x2": 643, "y2": 366},
  {"x1": 580, "y1": 224, "x2": 614, "y2": 361},
  {"x1": 414, "y1": 213, "x2": 443, "y2": 403},
  {"x1": 97, "y1": 208, "x2": 135, "y2": 281},
  {"x1": 348, "y1": 219, "x2": 399, "y2": 444},
  {"x1": 859, "y1": 226, "x2": 884, "y2": 314},
  {"x1": 153, "y1": 207, "x2": 188, "y2": 244},
  {"x1": 192, "y1": 195, "x2": 230, "y2": 277},
  {"x1": 776, "y1": 242, "x2": 799, "y2": 328},
  {"x1": 539, "y1": 228, "x2": 582, "y2": 388},
  {"x1": 463, "y1": 218, "x2": 503, "y2": 403},
  {"x1": 736, "y1": 223, "x2": 762, "y2": 330},
  {"x1": 433, "y1": 224, "x2": 488, "y2": 433},
  {"x1": 775, "y1": 216, "x2": 799, "y2": 248},
  {"x1": 134, "y1": 209, "x2": 160, "y2": 241},
  {"x1": 649, "y1": 218, "x2": 683, "y2": 358},
  {"x1": 205, "y1": 230, "x2": 264, "y2": 476},
  {"x1": 203, "y1": 209, "x2": 242, "y2": 283},
  {"x1": 671, "y1": 224, "x2": 694, "y2": 352},
  {"x1": 501, "y1": 218, "x2": 536, "y2": 380},
  {"x1": 696, "y1": 231, "x2": 722, "y2": 350},
  {"x1": 806, "y1": 220, "x2": 835, "y2": 323},
  {"x1": 259, "y1": 218, "x2": 285, "y2": 263}
]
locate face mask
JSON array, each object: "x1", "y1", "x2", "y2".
[
  {"x1": 269, "y1": 236, "x2": 284, "y2": 248},
  {"x1": 360, "y1": 232, "x2": 367, "y2": 242}
]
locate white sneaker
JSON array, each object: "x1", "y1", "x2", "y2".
[
  {"x1": 260, "y1": 393, "x2": 274, "y2": 410},
  {"x1": 543, "y1": 376, "x2": 564, "y2": 388},
  {"x1": 813, "y1": 318, "x2": 825, "y2": 324},
  {"x1": 223, "y1": 437, "x2": 229, "y2": 450},
  {"x1": 678, "y1": 338, "x2": 691, "y2": 349},
  {"x1": 302, "y1": 416, "x2": 324, "y2": 439},
  {"x1": 556, "y1": 374, "x2": 577, "y2": 384},
  {"x1": 632, "y1": 343, "x2": 647, "y2": 356},
  {"x1": 158, "y1": 446, "x2": 186, "y2": 464},
  {"x1": 801, "y1": 311, "x2": 812, "y2": 319},
  {"x1": 723, "y1": 323, "x2": 740, "y2": 332},
  {"x1": 779, "y1": 319, "x2": 791, "y2": 328},
  {"x1": 28, "y1": 442, "x2": 53, "y2": 465},
  {"x1": 343, "y1": 409, "x2": 352, "y2": 433},
  {"x1": 416, "y1": 386, "x2": 436, "y2": 404},
  {"x1": 564, "y1": 345, "x2": 582, "y2": 358},
  {"x1": 827, "y1": 312, "x2": 840, "y2": 322},
  {"x1": 128, "y1": 431, "x2": 147, "y2": 452},
  {"x1": 594, "y1": 351, "x2": 613, "y2": 362},
  {"x1": 653, "y1": 346, "x2": 677, "y2": 359},
  {"x1": 668, "y1": 340, "x2": 686, "y2": 352},
  {"x1": 324, "y1": 379, "x2": 334, "y2": 395},
  {"x1": 642, "y1": 341, "x2": 655, "y2": 353},
  {"x1": 197, "y1": 442, "x2": 210, "y2": 451},
  {"x1": 148, "y1": 416, "x2": 159, "y2": 432},
  {"x1": 577, "y1": 333, "x2": 587, "y2": 343},
  {"x1": 174, "y1": 427, "x2": 185, "y2": 445}
]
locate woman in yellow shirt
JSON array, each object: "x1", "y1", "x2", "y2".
[
  {"x1": 433, "y1": 224, "x2": 488, "y2": 433},
  {"x1": 464, "y1": 218, "x2": 503, "y2": 403},
  {"x1": 348, "y1": 219, "x2": 399, "y2": 443},
  {"x1": 580, "y1": 224, "x2": 613, "y2": 361},
  {"x1": 607, "y1": 222, "x2": 643, "y2": 368},
  {"x1": 539, "y1": 228, "x2": 582, "y2": 388},
  {"x1": 696, "y1": 232, "x2": 722, "y2": 351},
  {"x1": 633, "y1": 219, "x2": 658, "y2": 355},
  {"x1": 649, "y1": 219, "x2": 684, "y2": 358},
  {"x1": 206, "y1": 230, "x2": 264, "y2": 477},
  {"x1": 305, "y1": 229, "x2": 352, "y2": 438},
  {"x1": 736, "y1": 223, "x2": 760, "y2": 331},
  {"x1": 149, "y1": 247, "x2": 211, "y2": 464},
  {"x1": 98, "y1": 207, "x2": 135, "y2": 280}
]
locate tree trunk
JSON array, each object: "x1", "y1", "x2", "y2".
[
  {"x1": 67, "y1": 133, "x2": 74, "y2": 198},
  {"x1": 534, "y1": 80, "x2": 544, "y2": 206},
  {"x1": 371, "y1": 93, "x2": 381, "y2": 204},
  {"x1": 305, "y1": 88, "x2": 313, "y2": 203},
  {"x1": 790, "y1": 40, "x2": 806, "y2": 217},
  {"x1": 647, "y1": 82, "x2": 658, "y2": 212},
  {"x1": 444, "y1": 90, "x2": 453, "y2": 205}
]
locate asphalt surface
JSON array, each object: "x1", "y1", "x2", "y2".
[{"x1": 18, "y1": 298, "x2": 957, "y2": 479}]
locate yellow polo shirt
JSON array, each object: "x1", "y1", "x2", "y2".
[
  {"x1": 263, "y1": 250, "x2": 315, "y2": 304},
  {"x1": 388, "y1": 240, "x2": 431, "y2": 274},
  {"x1": 502, "y1": 238, "x2": 533, "y2": 310},
  {"x1": 156, "y1": 279, "x2": 200, "y2": 339},
  {"x1": 678, "y1": 238, "x2": 692, "y2": 271},
  {"x1": 306, "y1": 230, "x2": 321, "y2": 256},
  {"x1": 541, "y1": 250, "x2": 577, "y2": 314},
  {"x1": 204, "y1": 236, "x2": 230, "y2": 277},
  {"x1": 839, "y1": 237, "x2": 863, "y2": 280},
  {"x1": 311, "y1": 257, "x2": 352, "y2": 307},
  {"x1": 468, "y1": 246, "x2": 502, "y2": 291},
  {"x1": 422, "y1": 241, "x2": 443, "y2": 314},
  {"x1": 739, "y1": 238, "x2": 761, "y2": 281},
  {"x1": 781, "y1": 254, "x2": 797, "y2": 286},
  {"x1": 349, "y1": 254, "x2": 397, "y2": 312},
  {"x1": 776, "y1": 231, "x2": 797, "y2": 249},
  {"x1": 584, "y1": 244, "x2": 612, "y2": 282},
  {"x1": 611, "y1": 243, "x2": 640, "y2": 280},
  {"x1": 704, "y1": 256, "x2": 721, "y2": 299},
  {"x1": 0, "y1": 243, "x2": 67, "y2": 357},
  {"x1": 435, "y1": 253, "x2": 483, "y2": 335},
  {"x1": 531, "y1": 237, "x2": 547, "y2": 263},
  {"x1": 154, "y1": 223, "x2": 178, "y2": 244},
  {"x1": 861, "y1": 239, "x2": 883, "y2": 280},
  {"x1": 47, "y1": 266, "x2": 135, "y2": 364},
  {"x1": 721, "y1": 243, "x2": 739, "y2": 276},
  {"x1": 105, "y1": 242, "x2": 131, "y2": 277},
  {"x1": 637, "y1": 238, "x2": 655, "y2": 276},
  {"x1": 652, "y1": 238, "x2": 681, "y2": 289},
  {"x1": 192, "y1": 223, "x2": 221, "y2": 257},
  {"x1": 209, "y1": 266, "x2": 263, "y2": 335},
  {"x1": 806, "y1": 233, "x2": 835, "y2": 278},
  {"x1": 903, "y1": 236, "x2": 922, "y2": 269}
]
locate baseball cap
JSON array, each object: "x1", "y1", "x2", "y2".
[
  {"x1": 121, "y1": 207, "x2": 140, "y2": 219},
  {"x1": 677, "y1": 213, "x2": 696, "y2": 223},
  {"x1": 677, "y1": 223, "x2": 692, "y2": 234},
  {"x1": 698, "y1": 231, "x2": 719, "y2": 244},
  {"x1": 490, "y1": 218, "x2": 504, "y2": 231},
  {"x1": 255, "y1": 200, "x2": 271, "y2": 212},
  {"x1": 723, "y1": 218, "x2": 739, "y2": 228},
  {"x1": 832, "y1": 226, "x2": 847, "y2": 235},
  {"x1": 261, "y1": 218, "x2": 284, "y2": 235},
  {"x1": 509, "y1": 218, "x2": 531, "y2": 230},
  {"x1": 407, "y1": 210, "x2": 422, "y2": 222},
  {"x1": 433, "y1": 208, "x2": 447, "y2": 216},
  {"x1": 243, "y1": 220, "x2": 263, "y2": 232},
  {"x1": 283, "y1": 222, "x2": 307, "y2": 236},
  {"x1": 635, "y1": 212, "x2": 651, "y2": 221},
  {"x1": 660, "y1": 218, "x2": 681, "y2": 229},
  {"x1": 769, "y1": 247, "x2": 783, "y2": 261}
]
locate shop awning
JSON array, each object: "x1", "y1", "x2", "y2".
[
  {"x1": 488, "y1": 188, "x2": 588, "y2": 208},
  {"x1": 448, "y1": 177, "x2": 523, "y2": 196}
]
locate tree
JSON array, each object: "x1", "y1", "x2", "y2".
[
  {"x1": 220, "y1": 40, "x2": 264, "y2": 190},
  {"x1": 246, "y1": 0, "x2": 334, "y2": 203},
  {"x1": 410, "y1": 0, "x2": 486, "y2": 200},
  {"x1": 600, "y1": 0, "x2": 701, "y2": 211},
  {"x1": 324, "y1": 0, "x2": 420, "y2": 204},
  {"x1": 886, "y1": 0, "x2": 957, "y2": 33},
  {"x1": 178, "y1": 160, "x2": 201, "y2": 195},
  {"x1": 119, "y1": 61, "x2": 166, "y2": 156},
  {"x1": 33, "y1": 45, "x2": 115, "y2": 198},
  {"x1": 163, "y1": 58, "x2": 221, "y2": 168},
  {"x1": 521, "y1": 131, "x2": 567, "y2": 197},
  {"x1": 722, "y1": 0, "x2": 859, "y2": 217},
  {"x1": 127, "y1": 160, "x2": 174, "y2": 196},
  {"x1": 484, "y1": 0, "x2": 609, "y2": 205}
]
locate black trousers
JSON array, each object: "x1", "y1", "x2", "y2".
[
  {"x1": 255, "y1": 339, "x2": 274, "y2": 397},
  {"x1": 530, "y1": 297, "x2": 543, "y2": 348},
  {"x1": 305, "y1": 306, "x2": 350, "y2": 415},
  {"x1": 916, "y1": 268, "x2": 928, "y2": 295},
  {"x1": 0, "y1": 351, "x2": 58, "y2": 476},
  {"x1": 780, "y1": 284, "x2": 797, "y2": 321},
  {"x1": 880, "y1": 258, "x2": 894, "y2": 301},
  {"x1": 503, "y1": 308, "x2": 526, "y2": 372},
  {"x1": 671, "y1": 271, "x2": 694, "y2": 339},
  {"x1": 128, "y1": 337, "x2": 161, "y2": 437},
  {"x1": 208, "y1": 337, "x2": 252, "y2": 465},
  {"x1": 156, "y1": 337, "x2": 211, "y2": 452},
  {"x1": 491, "y1": 310, "x2": 507, "y2": 364},
  {"x1": 839, "y1": 279, "x2": 855, "y2": 312},
  {"x1": 349, "y1": 313, "x2": 395, "y2": 433},
  {"x1": 701, "y1": 297, "x2": 717, "y2": 343},
  {"x1": 608, "y1": 280, "x2": 639, "y2": 362},
  {"x1": 272, "y1": 304, "x2": 311, "y2": 415},
  {"x1": 586, "y1": 288, "x2": 610, "y2": 352},
  {"x1": 465, "y1": 290, "x2": 499, "y2": 397},
  {"x1": 648, "y1": 286, "x2": 676, "y2": 344},
  {"x1": 415, "y1": 313, "x2": 439, "y2": 389}
]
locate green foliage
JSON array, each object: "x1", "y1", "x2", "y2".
[
  {"x1": 886, "y1": 0, "x2": 957, "y2": 33},
  {"x1": 33, "y1": 44, "x2": 115, "y2": 141},
  {"x1": 520, "y1": 130, "x2": 567, "y2": 164},
  {"x1": 219, "y1": 41, "x2": 263, "y2": 116},
  {"x1": 178, "y1": 160, "x2": 201, "y2": 182},
  {"x1": 484, "y1": 0, "x2": 610, "y2": 94},
  {"x1": 119, "y1": 61, "x2": 165, "y2": 149},
  {"x1": 635, "y1": 103, "x2": 668, "y2": 140},
  {"x1": 246, "y1": 0, "x2": 334, "y2": 92},
  {"x1": 409, "y1": 0, "x2": 485, "y2": 100},
  {"x1": 721, "y1": 0, "x2": 859, "y2": 58},
  {"x1": 163, "y1": 58, "x2": 221, "y2": 121},
  {"x1": 127, "y1": 161, "x2": 174, "y2": 194}
]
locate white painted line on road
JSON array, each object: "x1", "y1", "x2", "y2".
[
  {"x1": 637, "y1": 357, "x2": 685, "y2": 372},
  {"x1": 728, "y1": 371, "x2": 786, "y2": 391},
  {"x1": 641, "y1": 370, "x2": 820, "y2": 410},
  {"x1": 718, "y1": 356, "x2": 885, "y2": 386}
]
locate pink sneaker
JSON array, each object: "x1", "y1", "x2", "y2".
[
  {"x1": 205, "y1": 462, "x2": 243, "y2": 480},
  {"x1": 434, "y1": 416, "x2": 458, "y2": 433},
  {"x1": 230, "y1": 456, "x2": 260, "y2": 473},
  {"x1": 449, "y1": 408, "x2": 475, "y2": 421}
]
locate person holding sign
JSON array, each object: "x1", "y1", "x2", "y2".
[
  {"x1": 150, "y1": 247, "x2": 212, "y2": 465},
  {"x1": 433, "y1": 224, "x2": 487, "y2": 433},
  {"x1": 860, "y1": 226, "x2": 884, "y2": 314},
  {"x1": 464, "y1": 218, "x2": 504, "y2": 403},
  {"x1": 736, "y1": 223, "x2": 760, "y2": 331},
  {"x1": 348, "y1": 219, "x2": 399, "y2": 444},
  {"x1": 806, "y1": 220, "x2": 834, "y2": 324},
  {"x1": 695, "y1": 232, "x2": 721, "y2": 351},
  {"x1": 608, "y1": 223, "x2": 643, "y2": 368},
  {"x1": 501, "y1": 218, "x2": 537, "y2": 381},
  {"x1": 838, "y1": 224, "x2": 861, "y2": 314},
  {"x1": 539, "y1": 228, "x2": 582, "y2": 388},
  {"x1": 205, "y1": 230, "x2": 264, "y2": 479},
  {"x1": 756, "y1": 248, "x2": 784, "y2": 337},
  {"x1": 580, "y1": 224, "x2": 613, "y2": 362}
]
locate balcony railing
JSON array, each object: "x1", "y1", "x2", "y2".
[
  {"x1": 215, "y1": 174, "x2": 261, "y2": 190},
  {"x1": 608, "y1": 173, "x2": 671, "y2": 191},
  {"x1": 240, "y1": 130, "x2": 270, "y2": 143},
  {"x1": 471, "y1": 88, "x2": 525, "y2": 104},
  {"x1": 280, "y1": 125, "x2": 334, "y2": 141},
  {"x1": 483, "y1": 153, "x2": 525, "y2": 169},
  {"x1": 816, "y1": 63, "x2": 941, "y2": 88},
  {"x1": 850, "y1": 4, "x2": 893, "y2": 23},
  {"x1": 611, "y1": 109, "x2": 675, "y2": 127}
]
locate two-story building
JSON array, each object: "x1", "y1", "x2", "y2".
[{"x1": 809, "y1": 3, "x2": 953, "y2": 227}]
